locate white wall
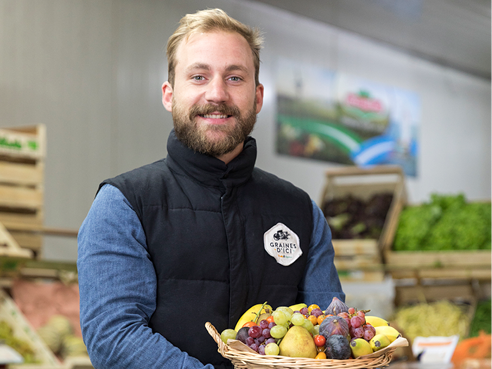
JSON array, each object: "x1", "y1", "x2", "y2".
[{"x1": 0, "y1": 0, "x2": 490, "y2": 262}]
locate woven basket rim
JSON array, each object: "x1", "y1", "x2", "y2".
[{"x1": 206, "y1": 322, "x2": 402, "y2": 369}]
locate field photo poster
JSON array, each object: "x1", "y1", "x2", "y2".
[{"x1": 275, "y1": 57, "x2": 420, "y2": 177}]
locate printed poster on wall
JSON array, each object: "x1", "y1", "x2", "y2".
[{"x1": 275, "y1": 57, "x2": 420, "y2": 177}]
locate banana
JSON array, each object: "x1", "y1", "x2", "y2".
[
  {"x1": 375, "y1": 326, "x2": 401, "y2": 343},
  {"x1": 350, "y1": 338, "x2": 373, "y2": 358},
  {"x1": 234, "y1": 303, "x2": 272, "y2": 332},
  {"x1": 365, "y1": 316, "x2": 390, "y2": 327},
  {"x1": 289, "y1": 303, "x2": 307, "y2": 311},
  {"x1": 370, "y1": 334, "x2": 391, "y2": 352}
]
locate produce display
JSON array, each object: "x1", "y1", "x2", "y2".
[
  {"x1": 36, "y1": 314, "x2": 88, "y2": 359},
  {"x1": 394, "y1": 193, "x2": 491, "y2": 251},
  {"x1": 468, "y1": 299, "x2": 491, "y2": 337},
  {"x1": 451, "y1": 331, "x2": 491, "y2": 367},
  {"x1": 0, "y1": 320, "x2": 38, "y2": 363},
  {"x1": 322, "y1": 193, "x2": 393, "y2": 240},
  {"x1": 392, "y1": 300, "x2": 469, "y2": 344},
  {"x1": 219, "y1": 297, "x2": 403, "y2": 360}
]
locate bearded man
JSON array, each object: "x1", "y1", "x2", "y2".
[{"x1": 78, "y1": 8, "x2": 344, "y2": 369}]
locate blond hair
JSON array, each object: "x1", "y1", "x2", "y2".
[{"x1": 167, "y1": 8, "x2": 263, "y2": 86}]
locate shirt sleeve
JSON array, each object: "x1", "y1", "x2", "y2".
[
  {"x1": 297, "y1": 199, "x2": 346, "y2": 307},
  {"x1": 77, "y1": 184, "x2": 214, "y2": 369}
]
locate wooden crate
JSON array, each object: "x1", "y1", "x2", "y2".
[
  {"x1": 0, "y1": 124, "x2": 46, "y2": 258},
  {"x1": 332, "y1": 239, "x2": 385, "y2": 282},
  {"x1": 320, "y1": 165, "x2": 407, "y2": 281},
  {"x1": 384, "y1": 200, "x2": 491, "y2": 282},
  {"x1": 394, "y1": 282, "x2": 477, "y2": 307}
]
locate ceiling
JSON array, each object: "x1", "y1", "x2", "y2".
[{"x1": 248, "y1": 0, "x2": 491, "y2": 80}]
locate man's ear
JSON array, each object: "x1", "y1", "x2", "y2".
[
  {"x1": 255, "y1": 83, "x2": 265, "y2": 114},
  {"x1": 162, "y1": 82, "x2": 173, "y2": 112}
]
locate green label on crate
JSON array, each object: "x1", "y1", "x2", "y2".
[
  {"x1": 0, "y1": 136, "x2": 22, "y2": 150},
  {"x1": 0, "y1": 135, "x2": 38, "y2": 152}
]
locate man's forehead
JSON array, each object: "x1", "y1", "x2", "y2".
[{"x1": 174, "y1": 30, "x2": 254, "y2": 70}]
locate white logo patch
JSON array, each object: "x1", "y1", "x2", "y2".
[{"x1": 264, "y1": 223, "x2": 302, "y2": 266}]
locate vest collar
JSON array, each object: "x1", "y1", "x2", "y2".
[{"x1": 166, "y1": 129, "x2": 257, "y2": 188}]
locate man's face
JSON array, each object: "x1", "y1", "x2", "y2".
[{"x1": 162, "y1": 31, "x2": 264, "y2": 159}]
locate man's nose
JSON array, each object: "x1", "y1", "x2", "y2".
[{"x1": 205, "y1": 78, "x2": 229, "y2": 103}]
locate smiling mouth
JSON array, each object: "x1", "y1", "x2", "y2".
[{"x1": 201, "y1": 114, "x2": 230, "y2": 119}]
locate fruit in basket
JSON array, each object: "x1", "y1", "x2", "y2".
[
  {"x1": 307, "y1": 304, "x2": 320, "y2": 313},
  {"x1": 325, "y1": 296, "x2": 349, "y2": 315},
  {"x1": 369, "y1": 334, "x2": 391, "y2": 351},
  {"x1": 313, "y1": 334, "x2": 326, "y2": 347},
  {"x1": 265, "y1": 342, "x2": 280, "y2": 355},
  {"x1": 272, "y1": 310, "x2": 289, "y2": 326},
  {"x1": 275, "y1": 306, "x2": 294, "y2": 321},
  {"x1": 325, "y1": 334, "x2": 351, "y2": 359},
  {"x1": 270, "y1": 324, "x2": 287, "y2": 339},
  {"x1": 235, "y1": 327, "x2": 249, "y2": 344},
  {"x1": 220, "y1": 329, "x2": 237, "y2": 344},
  {"x1": 362, "y1": 324, "x2": 376, "y2": 341},
  {"x1": 234, "y1": 302, "x2": 272, "y2": 331},
  {"x1": 375, "y1": 326, "x2": 401, "y2": 343},
  {"x1": 289, "y1": 303, "x2": 307, "y2": 311},
  {"x1": 278, "y1": 326, "x2": 317, "y2": 358},
  {"x1": 364, "y1": 316, "x2": 390, "y2": 327},
  {"x1": 350, "y1": 338, "x2": 373, "y2": 358},
  {"x1": 319, "y1": 315, "x2": 350, "y2": 341},
  {"x1": 291, "y1": 312, "x2": 306, "y2": 326}
]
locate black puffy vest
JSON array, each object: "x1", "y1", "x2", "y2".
[{"x1": 100, "y1": 130, "x2": 313, "y2": 368}]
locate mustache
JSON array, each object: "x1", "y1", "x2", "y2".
[{"x1": 188, "y1": 103, "x2": 240, "y2": 120}]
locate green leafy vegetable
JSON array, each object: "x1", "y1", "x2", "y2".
[{"x1": 394, "y1": 193, "x2": 491, "y2": 251}]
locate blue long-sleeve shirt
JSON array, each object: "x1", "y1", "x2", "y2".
[{"x1": 77, "y1": 183, "x2": 344, "y2": 368}]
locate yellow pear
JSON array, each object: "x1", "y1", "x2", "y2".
[{"x1": 278, "y1": 326, "x2": 317, "y2": 358}]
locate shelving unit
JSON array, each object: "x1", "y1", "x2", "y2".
[{"x1": 0, "y1": 124, "x2": 46, "y2": 259}]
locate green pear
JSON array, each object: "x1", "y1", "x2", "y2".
[{"x1": 278, "y1": 326, "x2": 317, "y2": 358}]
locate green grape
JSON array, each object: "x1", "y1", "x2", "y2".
[
  {"x1": 272, "y1": 310, "x2": 288, "y2": 326},
  {"x1": 276, "y1": 306, "x2": 294, "y2": 321},
  {"x1": 291, "y1": 313, "x2": 306, "y2": 326},
  {"x1": 302, "y1": 319, "x2": 314, "y2": 334},
  {"x1": 220, "y1": 329, "x2": 237, "y2": 344},
  {"x1": 313, "y1": 324, "x2": 320, "y2": 336},
  {"x1": 270, "y1": 325, "x2": 287, "y2": 339},
  {"x1": 265, "y1": 342, "x2": 280, "y2": 355}
]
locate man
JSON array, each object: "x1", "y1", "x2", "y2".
[{"x1": 78, "y1": 8, "x2": 344, "y2": 369}]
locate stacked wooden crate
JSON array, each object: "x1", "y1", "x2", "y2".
[
  {"x1": 319, "y1": 165, "x2": 407, "y2": 282},
  {"x1": 384, "y1": 201, "x2": 491, "y2": 307},
  {"x1": 0, "y1": 124, "x2": 46, "y2": 259}
]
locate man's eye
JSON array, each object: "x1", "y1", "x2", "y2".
[
  {"x1": 192, "y1": 76, "x2": 205, "y2": 81},
  {"x1": 229, "y1": 76, "x2": 242, "y2": 82}
]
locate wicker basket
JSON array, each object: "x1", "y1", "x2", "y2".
[{"x1": 206, "y1": 322, "x2": 408, "y2": 369}]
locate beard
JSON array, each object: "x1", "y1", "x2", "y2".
[{"x1": 172, "y1": 99, "x2": 257, "y2": 157}]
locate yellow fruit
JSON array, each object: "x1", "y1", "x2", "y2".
[
  {"x1": 257, "y1": 312, "x2": 272, "y2": 323},
  {"x1": 375, "y1": 326, "x2": 401, "y2": 343},
  {"x1": 370, "y1": 334, "x2": 391, "y2": 352},
  {"x1": 315, "y1": 352, "x2": 327, "y2": 359},
  {"x1": 350, "y1": 338, "x2": 373, "y2": 358},
  {"x1": 234, "y1": 303, "x2": 273, "y2": 332},
  {"x1": 365, "y1": 316, "x2": 390, "y2": 327},
  {"x1": 289, "y1": 303, "x2": 307, "y2": 311},
  {"x1": 308, "y1": 304, "x2": 320, "y2": 313},
  {"x1": 279, "y1": 326, "x2": 317, "y2": 358}
]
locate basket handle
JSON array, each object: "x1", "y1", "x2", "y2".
[{"x1": 205, "y1": 322, "x2": 228, "y2": 354}]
